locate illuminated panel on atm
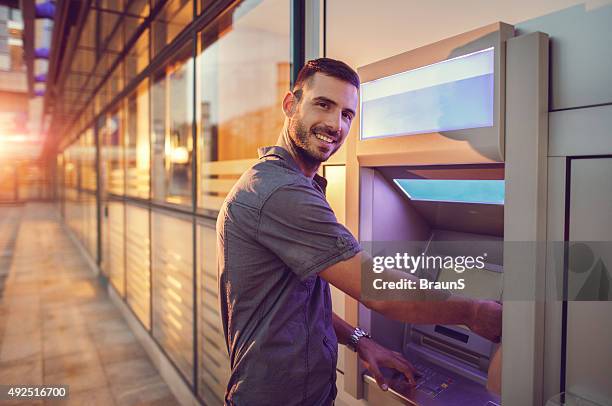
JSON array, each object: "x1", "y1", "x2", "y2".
[
  {"x1": 393, "y1": 179, "x2": 504, "y2": 205},
  {"x1": 361, "y1": 47, "x2": 494, "y2": 139}
]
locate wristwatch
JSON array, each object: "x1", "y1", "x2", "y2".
[{"x1": 348, "y1": 327, "x2": 372, "y2": 352}]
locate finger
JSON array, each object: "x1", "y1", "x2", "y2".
[
  {"x1": 391, "y1": 355, "x2": 417, "y2": 385},
  {"x1": 400, "y1": 356, "x2": 420, "y2": 378},
  {"x1": 369, "y1": 363, "x2": 389, "y2": 391}
]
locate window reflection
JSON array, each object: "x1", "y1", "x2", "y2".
[
  {"x1": 152, "y1": 0, "x2": 193, "y2": 56},
  {"x1": 196, "y1": 0, "x2": 290, "y2": 213},
  {"x1": 151, "y1": 42, "x2": 194, "y2": 206},
  {"x1": 125, "y1": 28, "x2": 149, "y2": 83},
  {"x1": 100, "y1": 0, "x2": 122, "y2": 12},
  {"x1": 108, "y1": 61, "x2": 124, "y2": 102},
  {"x1": 125, "y1": 80, "x2": 150, "y2": 198},
  {"x1": 81, "y1": 129, "x2": 96, "y2": 191},
  {"x1": 126, "y1": 0, "x2": 149, "y2": 19},
  {"x1": 63, "y1": 144, "x2": 76, "y2": 190},
  {"x1": 197, "y1": 0, "x2": 215, "y2": 15},
  {"x1": 106, "y1": 200, "x2": 126, "y2": 297},
  {"x1": 126, "y1": 204, "x2": 151, "y2": 330},
  {"x1": 60, "y1": 133, "x2": 98, "y2": 262},
  {"x1": 101, "y1": 109, "x2": 125, "y2": 195},
  {"x1": 107, "y1": 18, "x2": 124, "y2": 54},
  {"x1": 152, "y1": 210, "x2": 194, "y2": 383},
  {"x1": 197, "y1": 221, "x2": 230, "y2": 404}
]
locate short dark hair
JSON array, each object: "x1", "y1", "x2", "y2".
[{"x1": 292, "y1": 58, "x2": 360, "y2": 100}]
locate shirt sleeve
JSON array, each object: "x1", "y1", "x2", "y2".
[{"x1": 256, "y1": 182, "x2": 362, "y2": 280}]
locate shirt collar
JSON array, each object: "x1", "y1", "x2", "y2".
[{"x1": 258, "y1": 146, "x2": 328, "y2": 192}]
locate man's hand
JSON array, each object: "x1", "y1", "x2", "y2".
[
  {"x1": 356, "y1": 337, "x2": 418, "y2": 392},
  {"x1": 467, "y1": 300, "x2": 502, "y2": 343},
  {"x1": 487, "y1": 343, "x2": 502, "y2": 395}
]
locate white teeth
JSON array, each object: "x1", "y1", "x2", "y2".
[{"x1": 315, "y1": 133, "x2": 333, "y2": 143}]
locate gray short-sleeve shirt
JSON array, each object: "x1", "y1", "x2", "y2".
[{"x1": 216, "y1": 146, "x2": 361, "y2": 406}]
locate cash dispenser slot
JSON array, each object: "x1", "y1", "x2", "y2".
[{"x1": 361, "y1": 165, "x2": 503, "y2": 405}]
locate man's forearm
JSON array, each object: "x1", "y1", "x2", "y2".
[
  {"x1": 366, "y1": 294, "x2": 476, "y2": 326},
  {"x1": 332, "y1": 312, "x2": 355, "y2": 346},
  {"x1": 364, "y1": 269, "x2": 476, "y2": 326},
  {"x1": 321, "y1": 253, "x2": 502, "y2": 342}
]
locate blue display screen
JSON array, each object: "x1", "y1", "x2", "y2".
[
  {"x1": 394, "y1": 179, "x2": 505, "y2": 205},
  {"x1": 361, "y1": 47, "x2": 495, "y2": 139}
]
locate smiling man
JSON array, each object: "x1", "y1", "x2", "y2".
[{"x1": 216, "y1": 58, "x2": 501, "y2": 406}]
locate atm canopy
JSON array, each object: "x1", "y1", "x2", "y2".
[
  {"x1": 379, "y1": 164, "x2": 504, "y2": 237},
  {"x1": 394, "y1": 179, "x2": 504, "y2": 205}
]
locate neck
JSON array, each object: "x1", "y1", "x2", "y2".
[{"x1": 277, "y1": 127, "x2": 320, "y2": 178}]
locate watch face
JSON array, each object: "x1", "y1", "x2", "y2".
[{"x1": 356, "y1": 327, "x2": 370, "y2": 338}]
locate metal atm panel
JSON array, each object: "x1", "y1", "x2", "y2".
[
  {"x1": 564, "y1": 158, "x2": 612, "y2": 406},
  {"x1": 342, "y1": 22, "x2": 525, "y2": 406},
  {"x1": 360, "y1": 166, "x2": 503, "y2": 405}
]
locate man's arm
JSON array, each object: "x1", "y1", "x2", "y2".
[
  {"x1": 321, "y1": 252, "x2": 501, "y2": 342},
  {"x1": 332, "y1": 312, "x2": 354, "y2": 347}
]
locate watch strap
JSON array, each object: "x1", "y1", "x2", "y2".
[{"x1": 349, "y1": 327, "x2": 371, "y2": 352}]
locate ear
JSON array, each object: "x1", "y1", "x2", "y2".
[{"x1": 282, "y1": 91, "x2": 298, "y2": 117}]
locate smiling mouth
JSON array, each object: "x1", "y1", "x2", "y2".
[{"x1": 314, "y1": 132, "x2": 335, "y2": 144}]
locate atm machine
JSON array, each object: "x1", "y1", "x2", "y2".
[{"x1": 341, "y1": 22, "x2": 551, "y2": 405}]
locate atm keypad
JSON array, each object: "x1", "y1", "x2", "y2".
[{"x1": 412, "y1": 361, "x2": 453, "y2": 398}]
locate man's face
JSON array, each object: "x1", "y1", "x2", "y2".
[{"x1": 286, "y1": 73, "x2": 358, "y2": 163}]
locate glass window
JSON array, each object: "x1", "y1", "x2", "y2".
[
  {"x1": 101, "y1": 108, "x2": 125, "y2": 195},
  {"x1": 151, "y1": 42, "x2": 194, "y2": 206},
  {"x1": 108, "y1": 61, "x2": 124, "y2": 103},
  {"x1": 125, "y1": 28, "x2": 149, "y2": 83},
  {"x1": 85, "y1": 189, "x2": 97, "y2": 260},
  {"x1": 64, "y1": 145, "x2": 77, "y2": 189},
  {"x1": 125, "y1": 80, "x2": 150, "y2": 198},
  {"x1": 100, "y1": 0, "x2": 122, "y2": 12},
  {"x1": 99, "y1": 8, "x2": 121, "y2": 50},
  {"x1": 126, "y1": 0, "x2": 149, "y2": 18},
  {"x1": 105, "y1": 200, "x2": 126, "y2": 297},
  {"x1": 80, "y1": 11, "x2": 96, "y2": 51},
  {"x1": 152, "y1": 0, "x2": 193, "y2": 57},
  {"x1": 107, "y1": 18, "x2": 124, "y2": 55},
  {"x1": 196, "y1": 0, "x2": 290, "y2": 213},
  {"x1": 56, "y1": 153, "x2": 64, "y2": 215},
  {"x1": 126, "y1": 204, "x2": 151, "y2": 330},
  {"x1": 197, "y1": 0, "x2": 215, "y2": 15},
  {"x1": 82, "y1": 128, "x2": 97, "y2": 191},
  {"x1": 93, "y1": 62, "x2": 109, "y2": 100},
  {"x1": 151, "y1": 210, "x2": 194, "y2": 383},
  {"x1": 94, "y1": 78, "x2": 112, "y2": 113},
  {"x1": 197, "y1": 221, "x2": 230, "y2": 404}
]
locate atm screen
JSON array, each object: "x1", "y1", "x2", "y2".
[
  {"x1": 360, "y1": 47, "x2": 495, "y2": 140},
  {"x1": 393, "y1": 179, "x2": 505, "y2": 205}
]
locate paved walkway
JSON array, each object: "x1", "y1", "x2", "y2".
[{"x1": 0, "y1": 203, "x2": 179, "y2": 406}]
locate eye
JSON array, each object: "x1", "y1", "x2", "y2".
[
  {"x1": 316, "y1": 101, "x2": 329, "y2": 109},
  {"x1": 342, "y1": 111, "x2": 354, "y2": 121}
]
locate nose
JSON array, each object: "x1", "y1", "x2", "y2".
[{"x1": 323, "y1": 111, "x2": 342, "y2": 136}]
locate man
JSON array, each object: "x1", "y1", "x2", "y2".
[{"x1": 217, "y1": 58, "x2": 501, "y2": 405}]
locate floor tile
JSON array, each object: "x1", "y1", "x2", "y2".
[
  {"x1": 44, "y1": 387, "x2": 116, "y2": 406},
  {"x1": 96, "y1": 342, "x2": 148, "y2": 366},
  {"x1": 0, "y1": 354, "x2": 43, "y2": 385},
  {"x1": 0, "y1": 204, "x2": 179, "y2": 406},
  {"x1": 0, "y1": 330, "x2": 42, "y2": 362}
]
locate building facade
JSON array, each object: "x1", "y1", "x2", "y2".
[{"x1": 48, "y1": 1, "x2": 611, "y2": 405}]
